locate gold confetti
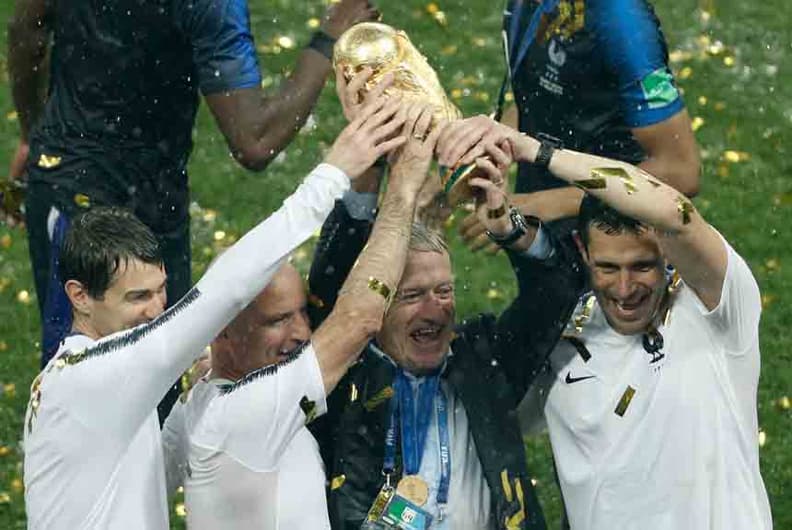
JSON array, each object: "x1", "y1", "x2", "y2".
[
  {"x1": 504, "y1": 92, "x2": 514, "y2": 103},
  {"x1": 432, "y1": 11, "x2": 447, "y2": 26},
  {"x1": 758, "y1": 430, "x2": 766, "y2": 447},
  {"x1": 0, "y1": 492, "x2": 9, "y2": 504},
  {"x1": 676, "y1": 196, "x2": 693, "y2": 224},
  {"x1": 691, "y1": 116, "x2": 705, "y2": 131},
  {"x1": 697, "y1": 96, "x2": 708, "y2": 106},
  {"x1": 696, "y1": 34, "x2": 711, "y2": 48},
  {"x1": 723, "y1": 56, "x2": 735, "y2": 67},
  {"x1": 6, "y1": 111, "x2": 18, "y2": 122},
  {"x1": 213, "y1": 230, "x2": 226, "y2": 241},
  {"x1": 202, "y1": 209, "x2": 217, "y2": 223},
  {"x1": 530, "y1": 478, "x2": 538, "y2": 486},
  {"x1": 591, "y1": 167, "x2": 636, "y2": 194},
  {"x1": 175, "y1": 503, "x2": 187, "y2": 517},
  {"x1": 486, "y1": 288, "x2": 502, "y2": 300},
  {"x1": 450, "y1": 88, "x2": 463, "y2": 99},
  {"x1": 440, "y1": 45, "x2": 458, "y2": 55},
  {"x1": 471, "y1": 37, "x2": 487, "y2": 47},
  {"x1": 772, "y1": 193, "x2": 792, "y2": 206},
  {"x1": 777, "y1": 396, "x2": 791, "y2": 410},
  {"x1": 37, "y1": 154, "x2": 62, "y2": 169},
  {"x1": 705, "y1": 41, "x2": 726, "y2": 56},
  {"x1": 761, "y1": 294, "x2": 776, "y2": 309},
  {"x1": 474, "y1": 91, "x2": 490, "y2": 102},
  {"x1": 678, "y1": 66, "x2": 693, "y2": 80},
  {"x1": 764, "y1": 258, "x2": 780, "y2": 272},
  {"x1": 717, "y1": 164, "x2": 729, "y2": 178},
  {"x1": 714, "y1": 101, "x2": 726, "y2": 111},
  {"x1": 668, "y1": 49, "x2": 693, "y2": 63},
  {"x1": 0, "y1": 234, "x2": 11, "y2": 249},
  {"x1": 4, "y1": 383, "x2": 15, "y2": 398},
  {"x1": 17, "y1": 290, "x2": 31, "y2": 305},
  {"x1": 306, "y1": 18, "x2": 320, "y2": 29},
  {"x1": 0, "y1": 446, "x2": 10, "y2": 457},
  {"x1": 10, "y1": 478, "x2": 22, "y2": 493},
  {"x1": 74, "y1": 193, "x2": 91, "y2": 208},
  {"x1": 276, "y1": 35, "x2": 295, "y2": 49},
  {"x1": 0, "y1": 278, "x2": 10, "y2": 292},
  {"x1": 723, "y1": 150, "x2": 750, "y2": 163},
  {"x1": 0, "y1": 341, "x2": 6, "y2": 352},
  {"x1": 426, "y1": 3, "x2": 439, "y2": 15}
]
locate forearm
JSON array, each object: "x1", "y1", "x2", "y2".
[
  {"x1": 313, "y1": 189, "x2": 417, "y2": 393},
  {"x1": 637, "y1": 155, "x2": 699, "y2": 198},
  {"x1": 68, "y1": 164, "x2": 350, "y2": 438},
  {"x1": 8, "y1": 5, "x2": 51, "y2": 141},
  {"x1": 242, "y1": 50, "x2": 331, "y2": 170},
  {"x1": 512, "y1": 187, "x2": 584, "y2": 222},
  {"x1": 548, "y1": 148, "x2": 694, "y2": 233}
]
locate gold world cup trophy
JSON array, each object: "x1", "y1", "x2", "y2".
[{"x1": 334, "y1": 22, "x2": 482, "y2": 206}]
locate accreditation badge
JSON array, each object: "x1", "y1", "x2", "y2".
[{"x1": 364, "y1": 483, "x2": 433, "y2": 530}]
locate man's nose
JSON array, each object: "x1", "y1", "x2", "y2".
[
  {"x1": 615, "y1": 270, "x2": 636, "y2": 299},
  {"x1": 144, "y1": 292, "x2": 166, "y2": 320}
]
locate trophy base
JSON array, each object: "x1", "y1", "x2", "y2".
[{"x1": 440, "y1": 163, "x2": 480, "y2": 206}]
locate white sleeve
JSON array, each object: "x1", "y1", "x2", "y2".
[
  {"x1": 55, "y1": 163, "x2": 349, "y2": 442},
  {"x1": 698, "y1": 237, "x2": 761, "y2": 355},
  {"x1": 162, "y1": 399, "x2": 189, "y2": 497},
  {"x1": 195, "y1": 343, "x2": 327, "y2": 472}
]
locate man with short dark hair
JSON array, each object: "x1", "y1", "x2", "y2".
[
  {"x1": 439, "y1": 115, "x2": 772, "y2": 530},
  {"x1": 23, "y1": 100, "x2": 406, "y2": 530}
]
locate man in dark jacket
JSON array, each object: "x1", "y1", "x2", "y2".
[{"x1": 307, "y1": 145, "x2": 583, "y2": 528}]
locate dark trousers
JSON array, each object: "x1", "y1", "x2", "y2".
[{"x1": 25, "y1": 180, "x2": 191, "y2": 423}]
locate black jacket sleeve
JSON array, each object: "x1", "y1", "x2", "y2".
[
  {"x1": 487, "y1": 233, "x2": 586, "y2": 402},
  {"x1": 307, "y1": 199, "x2": 373, "y2": 328}
]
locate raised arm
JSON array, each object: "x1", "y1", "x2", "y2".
[
  {"x1": 439, "y1": 116, "x2": 724, "y2": 311},
  {"x1": 7, "y1": 0, "x2": 52, "y2": 178},
  {"x1": 53, "y1": 101, "x2": 405, "y2": 442},
  {"x1": 312, "y1": 105, "x2": 444, "y2": 393},
  {"x1": 178, "y1": 0, "x2": 377, "y2": 171}
]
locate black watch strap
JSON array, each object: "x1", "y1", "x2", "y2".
[
  {"x1": 308, "y1": 31, "x2": 336, "y2": 60},
  {"x1": 534, "y1": 133, "x2": 563, "y2": 169},
  {"x1": 487, "y1": 207, "x2": 535, "y2": 247}
]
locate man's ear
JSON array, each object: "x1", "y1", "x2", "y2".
[{"x1": 64, "y1": 280, "x2": 92, "y2": 316}]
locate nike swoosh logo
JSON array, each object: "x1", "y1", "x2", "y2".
[{"x1": 565, "y1": 372, "x2": 595, "y2": 384}]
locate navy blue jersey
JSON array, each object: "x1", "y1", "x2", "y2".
[
  {"x1": 504, "y1": 0, "x2": 684, "y2": 193},
  {"x1": 27, "y1": 0, "x2": 261, "y2": 230}
]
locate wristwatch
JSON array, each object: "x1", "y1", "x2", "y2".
[
  {"x1": 486, "y1": 207, "x2": 541, "y2": 247},
  {"x1": 534, "y1": 132, "x2": 563, "y2": 169}
]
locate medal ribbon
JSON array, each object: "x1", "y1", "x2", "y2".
[
  {"x1": 508, "y1": 0, "x2": 561, "y2": 76},
  {"x1": 383, "y1": 371, "x2": 452, "y2": 505}
]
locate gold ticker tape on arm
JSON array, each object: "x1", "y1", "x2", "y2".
[
  {"x1": 676, "y1": 196, "x2": 694, "y2": 224},
  {"x1": 575, "y1": 167, "x2": 639, "y2": 194}
]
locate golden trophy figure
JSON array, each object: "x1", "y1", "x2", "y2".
[{"x1": 334, "y1": 22, "x2": 480, "y2": 206}]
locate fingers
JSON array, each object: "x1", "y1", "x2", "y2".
[
  {"x1": 345, "y1": 66, "x2": 372, "y2": 101},
  {"x1": 411, "y1": 104, "x2": 434, "y2": 139},
  {"x1": 374, "y1": 135, "x2": 407, "y2": 158},
  {"x1": 437, "y1": 116, "x2": 492, "y2": 167},
  {"x1": 354, "y1": 95, "x2": 400, "y2": 133},
  {"x1": 459, "y1": 211, "x2": 487, "y2": 240}
]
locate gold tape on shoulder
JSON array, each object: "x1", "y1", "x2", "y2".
[
  {"x1": 614, "y1": 385, "x2": 636, "y2": 417},
  {"x1": 591, "y1": 167, "x2": 637, "y2": 194}
]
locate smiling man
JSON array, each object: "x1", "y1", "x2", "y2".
[
  {"x1": 438, "y1": 115, "x2": 772, "y2": 530},
  {"x1": 306, "y1": 150, "x2": 583, "y2": 528}
]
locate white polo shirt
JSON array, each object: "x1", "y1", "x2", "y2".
[
  {"x1": 522, "y1": 239, "x2": 772, "y2": 530},
  {"x1": 23, "y1": 163, "x2": 350, "y2": 530},
  {"x1": 163, "y1": 343, "x2": 330, "y2": 530}
]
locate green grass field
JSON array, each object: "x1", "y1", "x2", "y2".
[{"x1": 0, "y1": 1, "x2": 790, "y2": 528}]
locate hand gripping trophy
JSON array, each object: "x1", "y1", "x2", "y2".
[{"x1": 334, "y1": 22, "x2": 482, "y2": 206}]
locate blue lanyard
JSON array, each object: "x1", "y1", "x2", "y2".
[
  {"x1": 508, "y1": 0, "x2": 560, "y2": 76},
  {"x1": 383, "y1": 371, "x2": 451, "y2": 505}
]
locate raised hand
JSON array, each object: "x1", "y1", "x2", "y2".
[
  {"x1": 335, "y1": 66, "x2": 394, "y2": 123},
  {"x1": 324, "y1": 96, "x2": 407, "y2": 179},
  {"x1": 321, "y1": 0, "x2": 380, "y2": 39},
  {"x1": 388, "y1": 104, "x2": 446, "y2": 200}
]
